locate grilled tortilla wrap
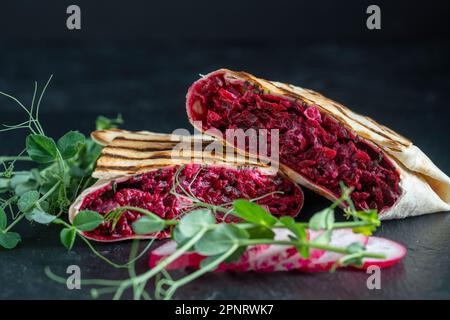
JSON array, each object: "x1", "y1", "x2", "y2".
[
  {"x1": 186, "y1": 69, "x2": 450, "y2": 219},
  {"x1": 69, "y1": 130, "x2": 303, "y2": 241}
]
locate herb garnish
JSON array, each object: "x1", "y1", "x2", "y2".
[
  {"x1": 0, "y1": 77, "x2": 118, "y2": 251},
  {"x1": 2, "y1": 77, "x2": 385, "y2": 301}
]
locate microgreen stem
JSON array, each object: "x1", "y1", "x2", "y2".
[
  {"x1": 45, "y1": 266, "x2": 122, "y2": 287},
  {"x1": 3, "y1": 212, "x2": 26, "y2": 233},
  {"x1": 79, "y1": 235, "x2": 155, "y2": 269},
  {"x1": 0, "y1": 156, "x2": 33, "y2": 162},
  {"x1": 39, "y1": 181, "x2": 61, "y2": 203},
  {"x1": 112, "y1": 227, "x2": 209, "y2": 300},
  {"x1": 116, "y1": 206, "x2": 177, "y2": 224},
  {"x1": 161, "y1": 244, "x2": 239, "y2": 300}
]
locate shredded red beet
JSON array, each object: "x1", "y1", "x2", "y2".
[
  {"x1": 79, "y1": 164, "x2": 303, "y2": 240},
  {"x1": 187, "y1": 73, "x2": 401, "y2": 212}
]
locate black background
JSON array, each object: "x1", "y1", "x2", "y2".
[{"x1": 0, "y1": 0, "x2": 450, "y2": 299}]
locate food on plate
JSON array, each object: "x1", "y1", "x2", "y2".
[{"x1": 69, "y1": 131, "x2": 303, "y2": 241}]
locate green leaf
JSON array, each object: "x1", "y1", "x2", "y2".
[
  {"x1": 0, "y1": 178, "x2": 9, "y2": 194},
  {"x1": 309, "y1": 208, "x2": 334, "y2": 231},
  {"x1": 279, "y1": 216, "x2": 295, "y2": 227},
  {"x1": 18, "y1": 190, "x2": 40, "y2": 213},
  {"x1": 96, "y1": 114, "x2": 123, "y2": 130},
  {"x1": 279, "y1": 217, "x2": 309, "y2": 258},
  {"x1": 352, "y1": 209, "x2": 380, "y2": 224},
  {"x1": 223, "y1": 246, "x2": 247, "y2": 263},
  {"x1": 199, "y1": 255, "x2": 224, "y2": 269},
  {"x1": 73, "y1": 210, "x2": 104, "y2": 231},
  {"x1": 352, "y1": 225, "x2": 377, "y2": 236},
  {"x1": 60, "y1": 228, "x2": 76, "y2": 250},
  {"x1": 339, "y1": 253, "x2": 364, "y2": 268},
  {"x1": 178, "y1": 209, "x2": 216, "y2": 237},
  {"x1": 0, "y1": 208, "x2": 7, "y2": 230},
  {"x1": 246, "y1": 226, "x2": 275, "y2": 240},
  {"x1": 312, "y1": 230, "x2": 332, "y2": 245},
  {"x1": 26, "y1": 208, "x2": 56, "y2": 224},
  {"x1": 57, "y1": 131, "x2": 86, "y2": 160},
  {"x1": 10, "y1": 172, "x2": 39, "y2": 196},
  {"x1": 0, "y1": 232, "x2": 21, "y2": 249},
  {"x1": 173, "y1": 226, "x2": 187, "y2": 244},
  {"x1": 132, "y1": 216, "x2": 165, "y2": 235},
  {"x1": 346, "y1": 242, "x2": 365, "y2": 254},
  {"x1": 232, "y1": 199, "x2": 277, "y2": 227},
  {"x1": 40, "y1": 200, "x2": 50, "y2": 212},
  {"x1": 26, "y1": 134, "x2": 58, "y2": 163},
  {"x1": 279, "y1": 217, "x2": 307, "y2": 239},
  {"x1": 172, "y1": 226, "x2": 196, "y2": 253},
  {"x1": 195, "y1": 224, "x2": 248, "y2": 256}
]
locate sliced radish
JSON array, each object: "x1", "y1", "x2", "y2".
[
  {"x1": 357, "y1": 236, "x2": 407, "y2": 269},
  {"x1": 149, "y1": 240, "x2": 208, "y2": 270},
  {"x1": 148, "y1": 229, "x2": 406, "y2": 273},
  {"x1": 149, "y1": 228, "x2": 313, "y2": 271},
  {"x1": 297, "y1": 228, "x2": 368, "y2": 272},
  {"x1": 220, "y1": 228, "x2": 323, "y2": 272}
]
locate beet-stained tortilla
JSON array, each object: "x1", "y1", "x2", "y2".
[
  {"x1": 186, "y1": 69, "x2": 450, "y2": 219},
  {"x1": 69, "y1": 130, "x2": 303, "y2": 241}
]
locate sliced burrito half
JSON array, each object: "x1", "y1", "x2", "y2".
[
  {"x1": 69, "y1": 129, "x2": 304, "y2": 241},
  {"x1": 186, "y1": 69, "x2": 450, "y2": 219}
]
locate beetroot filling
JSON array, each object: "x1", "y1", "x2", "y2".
[
  {"x1": 79, "y1": 164, "x2": 303, "y2": 240},
  {"x1": 188, "y1": 73, "x2": 401, "y2": 212}
]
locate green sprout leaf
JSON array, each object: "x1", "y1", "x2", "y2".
[
  {"x1": 312, "y1": 229, "x2": 332, "y2": 245},
  {"x1": 279, "y1": 216, "x2": 309, "y2": 258},
  {"x1": 0, "y1": 178, "x2": 9, "y2": 194},
  {"x1": 73, "y1": 210, "x2": 104, "y2": 231},
  {"x1": 0, "y1": 208, "x2": 7, "y2": 230},
  {"x1": 346, "y1": 242, "x2": 365, "y2": 254},
  {"x1": 195, "y1": 224, "x2": 248, "y2": 256},
  {"x1": 57, "y1": 131, "x2": 86, "y2": 160},
  {"x1": 232, "y1": 199, "x2": 277, "y2": 228},
  {"x1": 96, "y1": 114, "x2": 123, "y2": 130},
  {"x1": 17, "y1": 190, "x2": 40, "y2": 213},
  {"x1": 132, "y1": 216, "x2": 165, "y2": 235},
  {"x1": 178, "y1": 209, "x2": 216, "y2": 238},
  {"x1": 199, "y1": 255, "x2": 223, "y2": 269},
  {"x1": 60, "y1": 227, "x2": 76, "y2": 250},
  {"x1": 338, "y1": 246, "x2": 365, "y2": 268},
  {"x1": 309, "y1": 208, "x2": 334, "y2": 231},
  {"x1": 246, "y1": 226, "x2": 275, "y2": 239},
  {"x1": 352, "y1": 224, "x2": 377, "y2": 236},
  {"x1": 172, "y1": 225, "x2": 193, "y2": 250},
  {"x1": 352, "y1": 209, "x2": 380, "y2": 223},
  {"x1": 223, "y1": 246, "x2": 247, "y2": 263},
  {"x1": 26, "y1": 208, "x2": 56, "y2": 224},
  {"x1": 10, "y1": 172, "x2": 39, "y2": 196},
  {"x1": 26, "y1": 134, "x2": 58, "y2": 163},
  {"x1": 279, "y1": 216, "x2": 307, "y2": 240},
  {"x1": 0, "y1": 232, "x2": 21, "y2": 249}
]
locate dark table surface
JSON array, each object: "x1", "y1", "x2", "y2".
[{"x1": 0, "y1": 40, "x2": 449, "y2": 299}]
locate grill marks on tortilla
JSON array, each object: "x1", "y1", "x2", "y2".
[
  {"x1": 93, "y1": 130, "x2": 267, "y2": 178},
  {"x1": 227, "y1": 69, "x2": 411, "y2": 150},
  {"x1": 271, "y1": 83, "x2": 411, "y2": 149}
]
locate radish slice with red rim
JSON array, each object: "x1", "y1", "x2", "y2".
[
  {"x1": 149, "y1": 228, "x2": 313, "y2": 271},
  {"x1": 358, "y1": 236, "x2": 407, "y2": 269},
  {"x1": 297, "y1": 228, "x2": 368, "y2": 272},
  {"x1": 148, "y1": 229, "x2": 406, "y2": 273}
]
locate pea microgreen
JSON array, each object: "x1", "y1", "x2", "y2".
[
  {"x1": 0, "y1": 77, "x2": 123, "y2": 250},
  {"x1": 2, "y1": 77, "x2": 387, "y2": 300},
  {"x1": 45, "y1": 182, "x2": 384, "y2": 300}
]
